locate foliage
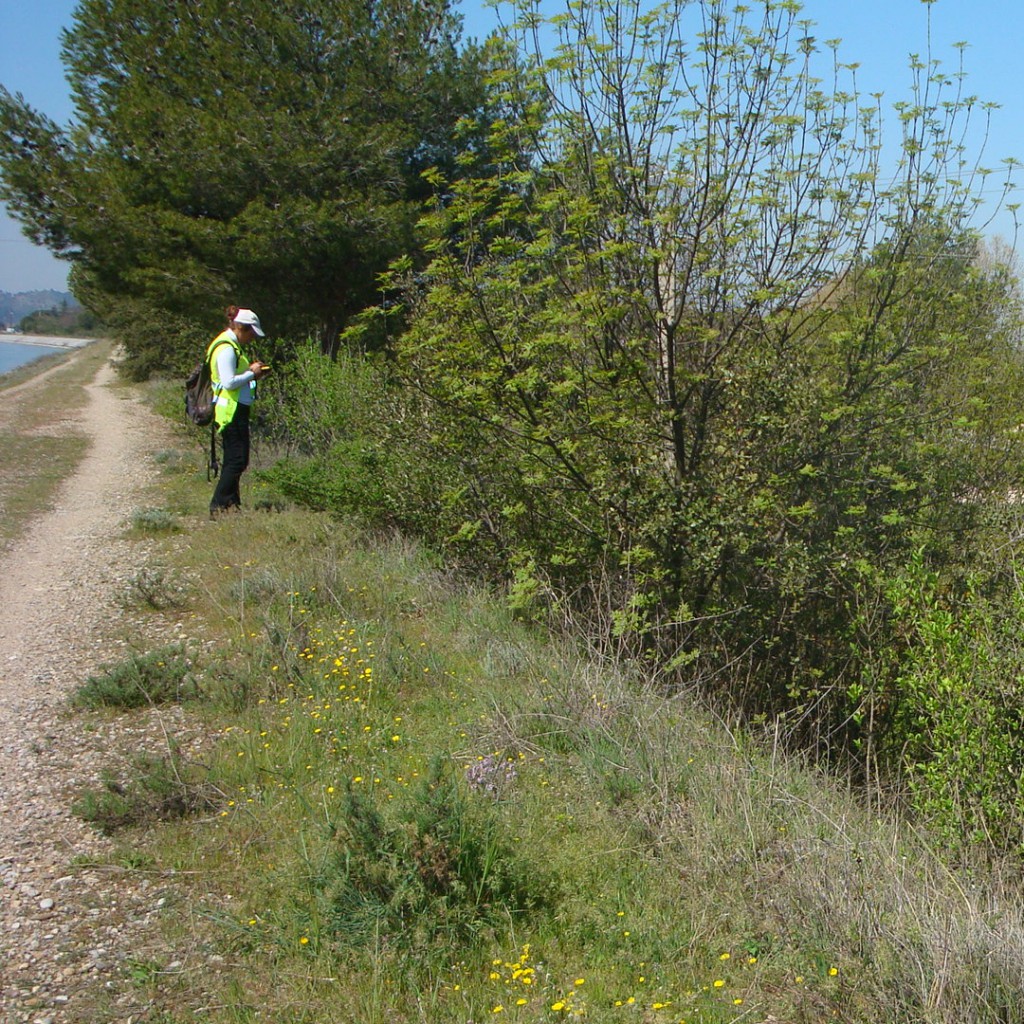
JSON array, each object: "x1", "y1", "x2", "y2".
[
  {"x1": 73, "y1": 643, "x2": 199, "y2": 708},
  {"x1": 0, "y1": 0, "x2": 490, "y2": 368},
  {"x1": 72, "y1": 750, "x2": 217, "y2": 835},
  {"x1": 87, "y1": 491, "x2": 1024, "y2": 1022},
  {"x1": 258, "y1": 342, "x2": 448, "y2": 537},
  {"x1": 346, "y1": 0, "x2": 1024, "y2": 764},
  {"x1": 721, "y1": 225, "x2": 1024, "y2": 746},
  {"x1": 876, "y1": 553, "x2": 1024, "y2": 850},
  {"x1": 326, "y1": 758, "x2": 555, "y2": 954},
  {"x1": 18, "y1": 304, "x2": 102, "y2": 336}
]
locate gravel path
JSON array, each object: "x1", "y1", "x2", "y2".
[{"x1": 0, "y1": 349, "x2": 184, "y2": 1023}]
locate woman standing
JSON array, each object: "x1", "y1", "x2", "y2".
[{"x1": 207, "y1": 306, "x2": 271, "y2": 517}]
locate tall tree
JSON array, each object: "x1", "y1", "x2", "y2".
[
  {"x1": 377, "y1": 0, "x2": 1024, "y2": 740},
  {"x1": 0, "y1": 0, "x2": 487, "y2": 369}
]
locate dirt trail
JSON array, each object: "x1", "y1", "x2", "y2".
[{"x1": 0, "y1": 348, "x2": 181, "y2": 1023}]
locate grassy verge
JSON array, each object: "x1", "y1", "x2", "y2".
[
  {"x1": 70, "y1": 387, "x2": 1024, "y2": 1024},
  {"x1": 0, "y1": 340, "x2": 111, "y2": 547}
]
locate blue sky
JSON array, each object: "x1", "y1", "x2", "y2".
[{"x1": 1, "y1": 0, "x2": 1022, "y2": 292}]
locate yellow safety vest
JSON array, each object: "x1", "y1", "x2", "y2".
[{"x1": 205, "y1": 331, "x2": 249, "y2": 430}]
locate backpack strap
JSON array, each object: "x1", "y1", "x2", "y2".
[{"x1": 207, "y1": 420, "x2": 220, "y2": 481}]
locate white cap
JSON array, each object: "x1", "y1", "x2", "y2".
[{"x1": 233, "y1": 308, "x2": 265, "y2": 336}]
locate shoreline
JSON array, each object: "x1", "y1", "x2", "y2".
[{"x1": 1, "y1": 332, "x2": 97, "y2": 349}]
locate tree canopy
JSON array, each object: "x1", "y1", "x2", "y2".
[
  {"x1": 0, "y1": 0, "x2": 489, "y2": 368},
  {"x1": 336, "y1": 0, "x2": 1024, "y2": 774}
]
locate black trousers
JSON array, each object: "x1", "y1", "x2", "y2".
[{"x1": 210, "y1": 403, "x2": 251, "y2": 511}]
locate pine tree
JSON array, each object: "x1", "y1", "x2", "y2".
[{"x1": 0, "y1": 0, "x2": 488, "y2": 368}]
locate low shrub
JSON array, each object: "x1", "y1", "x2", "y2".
[
  {"x1": 73, "y1": 644, "x2": 199, "y2": 709},
  {"x1": 152, "y1": 449, "x2": 193, "y2": 475},
  {"x1": 260, "y1": 442, "x2": 393, "y2": 522},
  {"x1": 326, "y1": 758, "x2": 558, "y2": 955},
  {"x1": 226, "y1": 566, "x2": 283, "y2": 605},
  {"x1": 73, "y1": 751, "x2": 217, "y2": 835},
  {"x1": 131, "y1": 507, "x2": 179, "y2": 533},
  {"x1": 121, "y1": 564, "x2": 189, "y2": 610}
]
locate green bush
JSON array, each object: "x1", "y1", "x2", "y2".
[
  {"x1": 263, "y1": 442, "x2": 391, "y2": 520},
  {"x1": 876, "y1": 556, "x2": 1024, "y2": 852},
  {"x1": 326, "y1": 758, "x2": 557, "y2": 954},
  {"x1": 73, "y1": 644, "x2": 199, "y2": 709},
  {"x1": 259, "y1": 341, "x2": 454, "y2": 540}
]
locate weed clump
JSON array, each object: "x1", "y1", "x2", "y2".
[
  {"x1": 73, "y1": 751, "x2": 217, "y2": 835},
  {"x1": 122, "y1": 564, "x2": 189, "y2": 610},
  {"x1": 227, "y1": 567, "x2": 282, "y2": 604},
  {"x1": 327, "y1": 758, "x2": 557, "y2": 954},
  {"x1": 73, "y1": 643, "x2": 199, "y2": 709},
  {"x1": 152, "y1": 449, "x2": 192, "y2": 474},
  {"x1": 131, "y1": 507, "x2": 178, "y2": 533}
]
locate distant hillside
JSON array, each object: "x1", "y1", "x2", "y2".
[{"x1": 0, "y1": 290, "x2": 78, "y2": 329}]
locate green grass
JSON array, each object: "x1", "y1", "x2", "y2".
[{"x1": 54, "y1": 382, "x2": 1024, "y2": 1024}]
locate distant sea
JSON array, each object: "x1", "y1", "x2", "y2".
[{"x1": 0, "y1": 340, "x2": 69, "y2": 375}]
